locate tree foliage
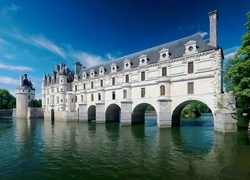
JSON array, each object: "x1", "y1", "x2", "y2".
[
  {"x1": 0, "y1": 89, "x2": 16, "y2": 109},
  {"x1": 224, "y1": 12, "x2": 250, "y2": 109},
  {"x1": 182, "y1": 102, "x2": 210, "y2": 118},
  {"x1": 29, "y1": 99, "x2": 42, "y2": 108}
]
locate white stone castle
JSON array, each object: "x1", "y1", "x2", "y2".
[{"x1": 42, "y1": 10, "x2": 237, "y2": 132}]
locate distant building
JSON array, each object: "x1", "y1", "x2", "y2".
[
  {"x1": 42, "y1": 10, "x2": 237, "y2": 132},
  {"x1": 15, "y1": 73, "x2": 35, "y2": 119}
]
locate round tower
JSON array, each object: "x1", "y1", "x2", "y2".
[
  {"x1": 59, "y1": 63, "x2": 67, "y2": 110},
  {"x1": 15, "y1": 73, "x2": 35, "y2": 119}
]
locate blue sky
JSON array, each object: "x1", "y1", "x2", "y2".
[{"x1": 0, "y1": 0, "x2": 249, "y2": 98}]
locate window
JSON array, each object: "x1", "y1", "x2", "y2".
[
  {"x1": 141, "y1": 88, "x2": 145, "y2": 98},
  {"x1": 123, "y1": 90, "x2": 127, "y2": 99},
  {"x1": 81, "y1": 95, "x2": 83, "y2": 102},
  {"x1": 112, "y1": 91, "x2": 115, "y2": 100},
  {"x1": 57, "y1": 97, "x2": 59, "y2": 103},
  {"x1": 188, "y1": 62, "x2": 194, "y2": 74},
  {"x1": 72, "y1": 98, "x2": 74, "y2": 103},
  {"x1": 83, "y1": 83, "x2": 86, "y2": 90},
  {"x1": 61, "y1": 99, "x2": 63, "y2": 103},
  {"x1": 91, "y1": 94, "x2": 94, "y2": 101},
  {"x1": 60, "y1": 88, "x2": 62, "y2": 92},
  {"x1": 188, "y1": 82, "x2": 194, "y2": 94},
  {"x1": 100, "y1": 79, "x2": 103, "y2": 87},
  {"x1": 75, "y1": 96, "x2": 77, "y2": 102},
  {"x1": 160, "y1": 85, "x2": 165, "y2": 95},
  {"x1": 125, "y1": 75, "x2": 129, "y2": 83},
  {"x1": 162, "y1": 67, "x2": 167, "y2": 76},
  {"x1": 112, "y1": 77, "x2": 115, "y2": 85},
  {"x1": 141, "y1": 71, "x2": 145, "y2": 81},
  {"x1": 75, "y1": 85, "x2": 77, "y2": 91},
  {"x1": 28, "y1": 95, "x2": 30, "y2": 100},
  {"x1": 91, "y1": 82, "x2": 94, "y2": 89},
  {"x1": 98, "y1": 93, "x2": 101, "y2": 101}
]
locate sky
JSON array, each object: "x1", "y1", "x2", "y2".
[{"x1": 0, "y1": 0, "x2": 249, "y2": 99}]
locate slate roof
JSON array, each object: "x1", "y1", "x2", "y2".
[{"x1": 79, "y1": 33, "x2": 218, "y2": 78}]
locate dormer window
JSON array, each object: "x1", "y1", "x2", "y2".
[
  {"x1": 99, "y1": 66, "x2": 105, "y2": 76},
  {"x1": 90, "y1": 69, "x2": 95, "y2": 78},
  {"x1": 124, "y1": 59, "x2": 131, "y2": 70},
  {"x1": 82, "y1": 72, "x2": 87, "y2": 80},
  {"x1": 110, "y1": 63, "x2": 117, "y2": 73},
  {"x1": 159, "y1": 48, "x2": 170, "y2": 61},
  {"x1": 139, "y1": 54, "x2": 148, "y2": 66},
  {"x1": 185, "y1": 40, "x2": 198, "y2": 55},
  {"x1": 74, "y1": 74, "x2": 78, "y2": 81}
]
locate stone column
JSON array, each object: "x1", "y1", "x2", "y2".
[
  {"x1": 96, "y1": 102, "x2": 105, "y2": 123},
  {"x1": 157, "y1": 99, "x2": 172, "y2": 128},
  {"x1": 78, "y1": 103, "x2": 87, "y2": 122},
  {"x1": 121, "y1": 100, "x2": 132, "y2": 125}
]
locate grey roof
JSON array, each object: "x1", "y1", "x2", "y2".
[{"x1": 79, "y1": 33, "x2": 217, "y2": 78}]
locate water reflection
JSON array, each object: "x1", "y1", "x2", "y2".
[{"x1": 0, "y1": 116, "x2": 249, "y2": 179}]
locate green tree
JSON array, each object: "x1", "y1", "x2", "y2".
[
  {"x1": 0, "y1": 89, "x2": 16, "y2": 109},
  {"x1": 224, "y1": 12, "x2": 250, "y2": 109},
  {"x1": 29, "y1": 99, "x2": 42, "y2": 108}
]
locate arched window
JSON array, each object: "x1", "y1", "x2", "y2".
[
  {"x1": 81, "y1": 95, "x2": 83, "y2": 102},
  {"x1": 98, "y1": 93, "x2": 101, "y2": 101},
  {"x1": 160, "y1": 85, "x2": 165, "y2": 95},
  {"x1": 123, "y1": 90, "x2": 127, "y2": 99}
]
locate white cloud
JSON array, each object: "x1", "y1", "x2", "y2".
[
  {"x1": 0, "y1": 4, "x2": 21, "y2": 21},
  {"x1": 32, "y1": 35, "x2": 66, "y2": 59},
  {"x1": 198, "y1": 31, "x2": 208, "y2": 38},
  {"x1": 105, "y1": 53, "x2": 116, "y2": 60},
  {"x1": 72, "y1": 52, "x2": 104, "y2": 67},
  {"x1": 0, "y1": 76, "x2": 19, "y2": 85},
  {"x1": 0, "y1": 62, "x2": 33, "y2": 71},
  {"x1": 224, "y1": 46, "x2": 240, "y2": 60}
]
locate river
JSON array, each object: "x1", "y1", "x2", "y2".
[{"x1": 0, "y1": 115, "x2": 249, "y2": 179}]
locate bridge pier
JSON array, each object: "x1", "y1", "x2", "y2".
[
  {"x1": 120, "y1": 101, "x2": 132, "y2": 125},
  {"x1": 96, "y1": 102, "x2": 105, "y2": 123},
  {"x1": 79, "y1": 103, "x2": 87, "y2": 122},
  {"x1": 157, "y1": 99, "x2": 172, "y2": 128},
  {"x1": 214, "y1": 109, "x2": 237, "y2": 133}
]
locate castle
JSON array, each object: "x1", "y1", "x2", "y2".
[{"x1": 41, "y1": 10, "x2": 237, "y2": 132}]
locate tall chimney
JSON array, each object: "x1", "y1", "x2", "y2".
[{"x1": 208, "y1": 10, "x2": 218, "y2": 47}]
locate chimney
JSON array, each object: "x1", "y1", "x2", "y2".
[
  {"x1": 74, "y1": 61, "x2": 82, "y2": 74},
  {"x1": 208, "y1": 10, "x2": 218, "y2": 47},
  {"x1": 20, "y1": 75, "x2": 23, "y2": 87}
]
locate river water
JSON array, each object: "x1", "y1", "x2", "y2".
[{"x1": 0, "y1": 115, "x2": 249, "y2": 179}]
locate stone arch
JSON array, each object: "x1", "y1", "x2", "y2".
[
  {"x1": 171, "y1": 100, "x2": 214, "y2": 127},
  {"x1": 105, "y1": 104, "x2": 121, "y2": 122},
  {"x1": 87, "y1": 105, "x2": 96, "y2": 122},
  {"x1": 132, "y1": 103, "x2": 157, "y2": 124}
]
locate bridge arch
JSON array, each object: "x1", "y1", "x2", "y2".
[
  {"x1": 88, "y1": 105, "x2": 96, "y2": 122},
  {"x1": 105, "y1": 103, "x2": 121, "y2": 122},
  {"x1": 132, "y1": 103, "x2": 157, "y2": 124},
  {"x1": 172, "y1": 100, "x2": 214, "y2": 127}
]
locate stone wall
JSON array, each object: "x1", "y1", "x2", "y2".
[
  {"x1": 0, "y1": 109, "x2": 13, "y2": 117},
  {"x1": 27, "y1": 108, "x2": 44, "y2": 119}
]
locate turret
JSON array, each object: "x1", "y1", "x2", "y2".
[{"x1": 209, "y1": 10, "x2": 218, "y2": 47}]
